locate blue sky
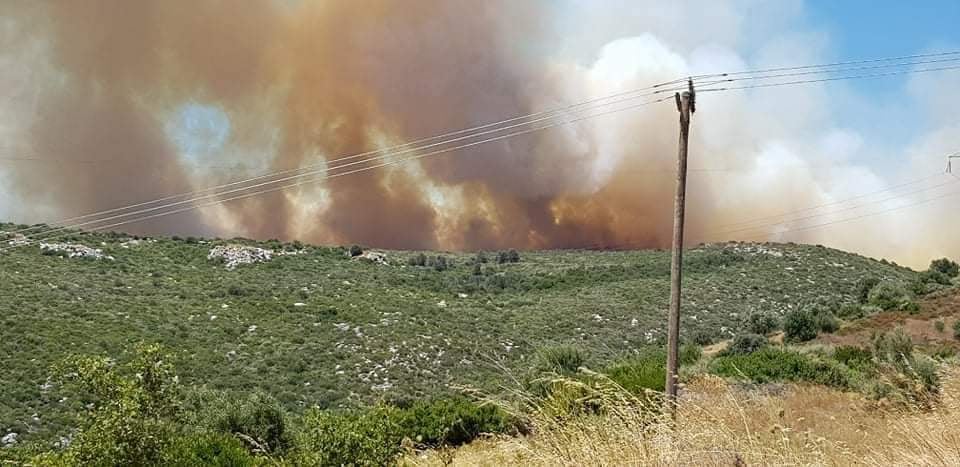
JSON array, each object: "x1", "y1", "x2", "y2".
[{"x1": 805, "y1": 0, "x2": 960, "y2": 59}]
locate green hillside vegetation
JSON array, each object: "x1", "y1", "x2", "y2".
[{"x1": 0, "y1": 222, "x2": 931, "y2": 446}]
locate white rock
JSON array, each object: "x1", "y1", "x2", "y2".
[
  {"x1": 40, "y1": 242, "x2": 113, "y2": 260},
  {"x1": 1, "y1": 432, "x2": 17, "y2": 446},
  {"x1": 437, "y1": 300, "x2": 447, "y2": 308},
  {"x1": 293, "y1": 302, "x2": 306, "y2": 307},
  {"x1": 208, "y1": 245, "x2": 274, "y2": 269}
]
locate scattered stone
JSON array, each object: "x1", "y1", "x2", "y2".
[
  {"x1": 7, "y1": 234, "x2": 30, "y2": 247},
  {"x1": 1, "y1": 432, "x2": 17, "y2": 446},
  {"x1": 208, "y1": 245, "x2": 273, "y2": 269},
  {"x1": 354, "y1": 250, "x2": 388, "y2": 265},
  {"x1": 247, "y1": 325, "x2": 257, "y2": 333},
  {"x1": 40, "y1": 242, "x2": 113, "y2": 260},
  {"x1": 293, "y1": 302, "x2": 306, "y2": 307},
  {"x1": 458, "y1": 293, "x2": 468, "y2": 299},
  {"x1": 437, "y1": 300, "x2": 447, "y2": 308}
]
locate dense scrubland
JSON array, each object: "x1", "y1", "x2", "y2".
[{"x1": 1, "y1": 222, "x2": 957, "y2": 465}]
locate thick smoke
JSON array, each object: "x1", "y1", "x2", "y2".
[{"x1": 1, "y1": 1, "x2": 957, "y2": 267}]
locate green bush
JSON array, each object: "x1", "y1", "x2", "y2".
[
  {"x1": 164, "y1": 433, "x2": 260, "y2": 466},
  {"x1": 689, "y1": 329, "x2": 717, "y2": 346},
  {"x1": 348, "y1": 245, "x2": 363, "y2": 257},
  {"x1": 294, "y1": 406, "x2": 404, "y2": 467},
  {"x1": 210, "y1": 393, "x2": 289, "y2": 455},
  {"x1": 935, "y1": 320, "x2": 945, "y2": 333},
  {"x1": 855, "y1": 277, "x2": 881, "y2": 304},
  {"x1": 745, "y1": 311, "x2": 780, "y2": 335},
  {"x1": 812, "y1": 309, "x2": 840, "y2": 334},
  {"x1": 836, "y1": 303, "x2": 865, "y2": 320},
  {"x1": 783, "y1": 309, "x2": 818, "y2": 343},
  {"x1": 536, "y1": 345, "x2": 588, "y2": 375},
  {"x1": 40, "y1": 344, "x2": 182, "y2": 466},
  {"x1": 680, "y1": 343, "x2": 703, "y2": 365},
  {"x1": 497, "y1": 249, "x2": 521, "y2": 264},
  {"x1": 725, "y1": 334, "x2": 769, "y2": 355},
  {"x1": 930, "y1": 258, "x2": 959, "y2": 278},
  {"x1": 709, "y1": 347, "x2": 853, "y2": 389},
  {"x1": 428, "y1": 255, "x2": 451, "y2": 272},
  {"x1": 407, "y1": 253, "x2": 427, "y2": 267},
  {"x1": 394, "y1": 398, "x2": 511, "y2": 447},
  {"x1": 954, "y1": 320, "x2": 960, "y2": 341},
  {"x1": 832, "y1": 345, "x2": 874, "y2": 372},
  {"x1": 867, "y1": 282, "x2": 912, "y2": 311},
  {"x1": 919, "y1": 269, "x2": 952, "y2": 286},
  {"x1": 603, "y1": 357, "x2": 665, "y2": 395}
]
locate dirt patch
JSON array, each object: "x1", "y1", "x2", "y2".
[{"x1": 816, "y1": 288, "x2": 960, "y2": 349}]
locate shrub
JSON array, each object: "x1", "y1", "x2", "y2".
[
  {"x1": 954, "y1": 320, "x2": 960, "y2": 341},
  {"x1": 709, "y1": 347, "x2": 853, "y2": 389},
  {"x1": 745, "y1": 311, "x2": 780, "y2": 335},
  {"x1": 854, "y1": 277, "x2": 881, "y2": 304},
  {"x1": 604, "y1": 357, "x2": 664, "y2": 394},
  {"x1": 42, "y1": 344, "x2": 181, "y2": 466},
  {"x1": 497, "y1": 249, "x2": 521, "y2": 264},
  {"x1": 210, "y1": 393, "x2": 289, "y2": 455},
  {"x1": 690, "y1": 329, "x2": 717, "y2": 346},
  {"x1": 725, "y1": 334, "x2": 769, "y2": 355},
  {"x1": 920, "y1": 269, "x2": 952, "y2": 286},
  {"x1": 832, "y1": 345, "x2": 874, "y2": 372},
  {"x1": 428, "y1": 255, "x2": 450, "y2": 272},
  {"x1": 870, "y1": 329, "x2": 942, "y2": 405},
  {"x1": 836, "y1": 303, "x2": 865, "y2": 320},
  {"x1": 407, "y1": 253, "x2": 427, "y2": 267},
  {"x1": 474, "y1": 252, "x2": 489, "y2": 264},
  {"x1": 536, "y1": 345, "x2": 587, "y2": 375},
  {"x1": 935, "y1": 320, "x2": 945, "y2": 333},
  {"x1": 930, "y1": 258, "x2": 960, "y2": 278},
  {"x1": 680, "y1": 343, "x2": 703, "y2": 365},
  {"x1": 294, "y1": 406, "x2": 403, "y2": 467},
  {"x1": 783, "y1": 309, "x2": 818, "y2": 343},
  {"x1": 394, "y1": 399, "x2": 511, "y2": 447},
  {"x1": 348, "y1": 245, "x2": 363, "y2": 257},
  {"x1": 164, "y1": 433, "x2": 258, "y2": 466},
  {"x1": 867, "y1": 282, "x2": 911, "y2": 311},
  {"x1": 812, "y1": 309, "x2": 839, "y2": 334}
]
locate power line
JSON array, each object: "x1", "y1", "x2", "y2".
[
  {"x1": 696, "y1": 63, "x2": 960, "y2": 93},
  {"x1": 692, "y1": 55, "x2": 960, "y2": 88},
  {"x1": 1, "y1": 96, "x2": 674, "y2": 251},
  {"x1": 715, "y1": 173, "x2": 946, "y2": 229},
  {"x1": 736, "y1": 188, "x2": 960, "y2": 240},
  {"x1": 688, "y1": 49, "x2": 960, "y2": 81},
  {"x1": 710, "y1": 177, "x2": 960, "y2": 237},
  {"x1": 4, "y1": 83, "x2": 688, "y2": 239}
]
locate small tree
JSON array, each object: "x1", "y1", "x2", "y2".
[
  {"x1": 930, "y1": 258, "x2": 960, "y2": 278},
  {"x1": 725, "y1": 334, "x2": 769, "y2": 355},
  {"x1": 349, "y1": 245, "x2": 363, "y2": 257},
  {"x1": 745, "y1": 311, "x2": 780, "y2": 335},
  {"x1": 783, "y1": 309, "x2": 818, "y2": 343},
  {"x1": 854, "y1": 277, "x2": 881, "y2": 304}
]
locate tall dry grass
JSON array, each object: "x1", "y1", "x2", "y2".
[{"x1": 405, "y1": 368, "x2": 960, "y2": 466}]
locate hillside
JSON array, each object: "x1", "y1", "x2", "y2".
[{"x1": 0, "y1": 223, "x2": 920, "y2": 441}]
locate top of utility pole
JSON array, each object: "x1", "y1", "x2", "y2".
[
  {"x1": 947, "y1": 154, "x2": 959, "y2": 173},
  {"x1": 675, "y1": 78, "x2": 696, "y2": 114}
]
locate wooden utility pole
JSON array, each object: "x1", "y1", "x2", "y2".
[{"x1": 665, "y1": 79, "x2": 695, "y2": 412}]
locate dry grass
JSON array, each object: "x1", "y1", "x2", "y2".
[{"x1": 405, "y1": 367, "x2": 960, "y2": 466}]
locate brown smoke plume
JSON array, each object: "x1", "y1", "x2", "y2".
[{"x1": 1, "y1": 1, "x2": 957, "y2": 267}]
